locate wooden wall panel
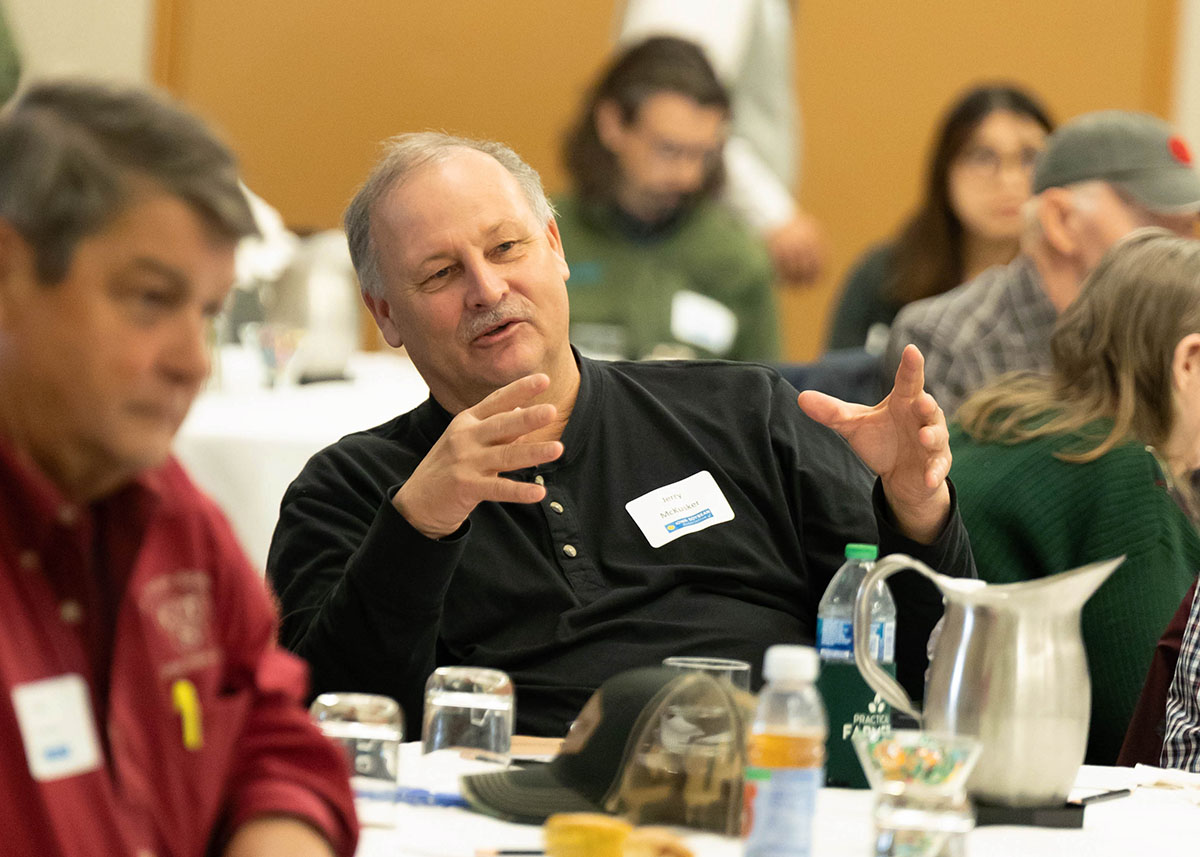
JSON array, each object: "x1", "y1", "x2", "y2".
[
  {"x1": 156, "y1": 1, "x2": 615, "y2": 231},
  {"x1": 156, "y1": 0, "x2": 1178, "y2": 360}
]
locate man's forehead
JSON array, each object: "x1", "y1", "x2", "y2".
[
  {"x1": 389, "y1": 148, "x2": 528, "y2": 212},
  {"x1": 85, "y1": 193, "x2": 237, "y2": 277},
  {"x1": 372, "y1": 151, "x2": 540, "y2": 262}
]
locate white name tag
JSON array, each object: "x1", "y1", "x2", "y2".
[
  {"x1": 670, "y1": 290, "x2": 738, "y2": 356},
  {"x1": 12, "y1": 674, "x2": 103, "y2": 782},
  {"x1": 625, "y1": 471, "x2": 735, "y2": 548}
]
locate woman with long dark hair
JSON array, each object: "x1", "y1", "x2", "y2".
[
  {"x1": 950, "y1": 229, "x2": 1200, "y2": 764},
  {"x1": 827, "y1": 84, "x2": 1053, "y2": 352}
]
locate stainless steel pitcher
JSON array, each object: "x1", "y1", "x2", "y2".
[{"x1": 852, "y1": 554, "x2": 1122, "y2": 806}]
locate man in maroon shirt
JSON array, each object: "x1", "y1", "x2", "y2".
[{"x1": 0, "y1": 81, "x2": 357, "y2": 856}]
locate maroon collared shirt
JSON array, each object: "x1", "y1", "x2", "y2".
[{"x1": 0, "y1": 441, "x2": 358, "y2": 857}]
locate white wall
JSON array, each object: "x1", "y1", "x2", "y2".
[
  {"x1": 1176, "y1": 0, "x2": 1200, "y2": 146},
  {"x1": 5, "y1": 0, "x2": 153, "y2": 84}
]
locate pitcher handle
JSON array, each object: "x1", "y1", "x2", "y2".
[{"x1": 852, "y1": 553, "x2": 941, "y2": 723}]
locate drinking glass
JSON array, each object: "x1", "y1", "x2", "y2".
[
  {"x1": 853, "y1": 729, "x2": 982, "y2": 857},
  {"x1": 617, "y1": 672, "x2": 745, "y2": 835},
  {"x1": 422, "y1": 666, "x2": 514, "y2": 764},
  {"x1": 662, "y1": 656, "x2": 752, "y2": 692},
  {"x1": 310, "y1": 692, "x2": 403, "y2": 827}
]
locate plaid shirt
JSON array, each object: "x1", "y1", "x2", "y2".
[
  {"x1": 1163, "y1": 585, "x2": 1200, "y2": 770},
  {"x1": 885, "y1": 255, "x2": 1057, "y2": 418}
]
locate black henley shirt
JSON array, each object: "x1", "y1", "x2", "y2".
[{"x1": 267, "y1": 355, "x2": 974, "y2": 737}]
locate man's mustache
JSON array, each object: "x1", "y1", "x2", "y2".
[{"x1": 462, "y1": 302, "x2": 534, "y2": 341}]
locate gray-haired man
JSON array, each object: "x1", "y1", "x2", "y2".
[
  {"x1": 0, "y1": 80, "x2": 357, "y2": 857},
  {"x1": 268, "y1": 131, "x2": 975, "y2": 739}
]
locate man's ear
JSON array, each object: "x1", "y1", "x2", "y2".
[
  {"x1": 1036, "y1": 189, "x2": 1083, "y2": 258},
  {"x1": 594, "y1": 99, "x2": 627, "y2": 151},
  {"x1": 544, "y1": 216, "x2": 570, "y2": 282},
  {"x1": 361, "y1": 290, "x2": 404, "y2": 349}
]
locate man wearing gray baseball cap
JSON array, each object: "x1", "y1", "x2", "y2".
[{"x1": 886, "y1": 110, "x2": 1200, "y2": 416}]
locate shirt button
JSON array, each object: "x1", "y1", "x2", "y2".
[
  {"x1": 549, "y1": 502, "x2": 564, "y2": 514},
  {"x1": 18, "y1": 550, "x2": 39, "y2": 571},
  {"x1": 534, "y1": 475, "x2": 545, "y2": 486},
  {"x1": 562, "y1": 544, "x2": 577, "y2": 558},
  {"x1": 59, "y1": 600, "x2": 84, "y2": 625},
  {"x1": 57, "y1": 505, "x2": 79, "y2": 526}
]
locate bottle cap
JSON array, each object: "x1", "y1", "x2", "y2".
[
  {"x1": 844, "y1": 543, "x2": 878, "y2": 561},
  {"x1": 763, "y1": 645, "x2": 819, "y2": 682}
]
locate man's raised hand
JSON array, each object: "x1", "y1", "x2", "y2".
[
  {"x1": 797, "y1": 345, "x2": 952, "y2": 543},
  {"x1": 392, "y1": 374, "x2": 564, "y2": 539}
]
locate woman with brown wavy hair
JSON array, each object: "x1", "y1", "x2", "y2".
[
  {"x1": 949, "y1": 229, "x2": 1200, "y2": 764},
  {"x1": 827, "y1": 84, "x2": 1053, "y2": 352}
]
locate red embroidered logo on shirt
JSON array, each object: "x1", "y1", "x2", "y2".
[{"x1": 139, "y1": 572, "x2": 219, "y2": 679}]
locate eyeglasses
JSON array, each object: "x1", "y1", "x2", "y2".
[{"x1": 956, "y1": 145, "x2": 1041, "y2": 179}]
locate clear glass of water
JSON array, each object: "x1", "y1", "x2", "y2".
[
  {"x1": 310, "y1": 692, "x2": 403, "y2": 827},
  {"x1": 662, "y1": 656, "x2": 752, "y2": 692},
  {"x1": 422, "y1": 666, "x2": 514, "y2": 764}
]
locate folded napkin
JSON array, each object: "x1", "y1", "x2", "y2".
[{"x1": 1132, "y1": 764, "x2": 1200, "y2": 804}]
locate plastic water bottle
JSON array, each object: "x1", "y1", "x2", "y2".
[
  {"x1": 817, "y1": 543, "x2": 895, "y2": 663},
  {"x1": 743, "y1": 645, "x2": 826, "y2": 857},
  {"x1": 816, "y1": 543, "x2": 896, "y2": 787}
]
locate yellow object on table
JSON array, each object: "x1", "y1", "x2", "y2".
[
  {"x1": 543, "y1": 815, "x2": 695, "y2": 857},
  {"x1": 544, "y1": 814, "x2": 632, "y2": 857}
]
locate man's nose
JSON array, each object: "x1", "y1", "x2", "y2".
[
  {"x1": 161, "y1": 313, "x2": 212, "y2": 387},
  {"x1": 464, "y1": 260, "x2": 508, "y2": 306}
]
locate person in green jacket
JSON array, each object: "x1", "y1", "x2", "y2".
[
  {"x1": 556, "y1": 36, "x2": 780, "y2": 363},
  {"x1": 950, "y1": 228, "x2": 1200, "y2": 764}
]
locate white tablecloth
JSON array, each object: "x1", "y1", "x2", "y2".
[
  {"x1": 357, "y1": 749, "x2": 1200, "y2": 857},
  {"x1": 174, "y1": 350, "x2": 429, "y2": 570}
]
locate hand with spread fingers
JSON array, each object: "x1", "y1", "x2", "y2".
[
  {"x1": 797, "y1": 344, "x2": 952, "y2": 543},
  {"x1": 392, "y1": 374, "x2": 565, "y2": 539}
]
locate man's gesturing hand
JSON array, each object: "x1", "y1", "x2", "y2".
[
  {"x1": 797, "y1": 345, "x2": 952, "y2": 544},
  {"x1": 393, "y1": 374, "x2": 565, "y2": 539}
]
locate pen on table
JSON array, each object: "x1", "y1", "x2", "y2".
[
  {"x1": 474, "y1": 850, "x2": 544, "y2": 856},
  {"x1": 1076, "y1": 787, "x2": 1132, "y2": 805},
  {"x1": 394, "y1": 786, "x2": 470, "y2": 808}
]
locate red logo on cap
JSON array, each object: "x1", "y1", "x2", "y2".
[{"x1": 1169, "y1": 136, "x2": 1192, "y2": 165}]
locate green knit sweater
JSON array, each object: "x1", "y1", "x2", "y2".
[
  {"x1": 950, "y1": 424, "x2": 1200, "y2": 764},
  {"x1": 554, "y1": 194, "x2": 780, "y2": 362}
]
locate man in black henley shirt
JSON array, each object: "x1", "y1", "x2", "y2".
[{"x1": 267, "y1": 132, "x2": 974, "y2": 738}]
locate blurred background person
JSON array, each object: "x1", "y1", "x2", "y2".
[
  {"x1": 949, "y1": 229, "x2": 1200, "y2": 765},
  {"x1": 557, "y1": 35, "x2": 780, "y2": 362},
  {"x1": 886, "y1": 110, "x2": 1200, "y2": 418},
  {"x1": 618, "y1": 0, "x2": 825, "y2": 284},
  {"x1": 827, "y1": 84, "x2": 1053, "y2": 353}
]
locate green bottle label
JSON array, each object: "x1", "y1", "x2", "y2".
[{"x1": 816, "y1": 659, "x2": 893, "y2": 788}]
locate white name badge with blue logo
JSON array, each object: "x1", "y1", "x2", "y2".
[
  {"x1": 625, "y1": 470, "x2": 735, "y2": 548},
  {"x1": 12, "y1": 674, "x2": 102, "y2": 782}
]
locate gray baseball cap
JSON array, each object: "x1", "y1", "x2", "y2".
[{"x1": 1033, "y1": 110, "x2": 1200, "y2": 211}]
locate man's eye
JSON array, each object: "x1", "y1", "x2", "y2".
[
  {"x1": 494, "y1": 241, "x2": 517, "y2": 254},
  {"x1": 134, "y1": 289, "x2": 177, "y2": 311}
]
